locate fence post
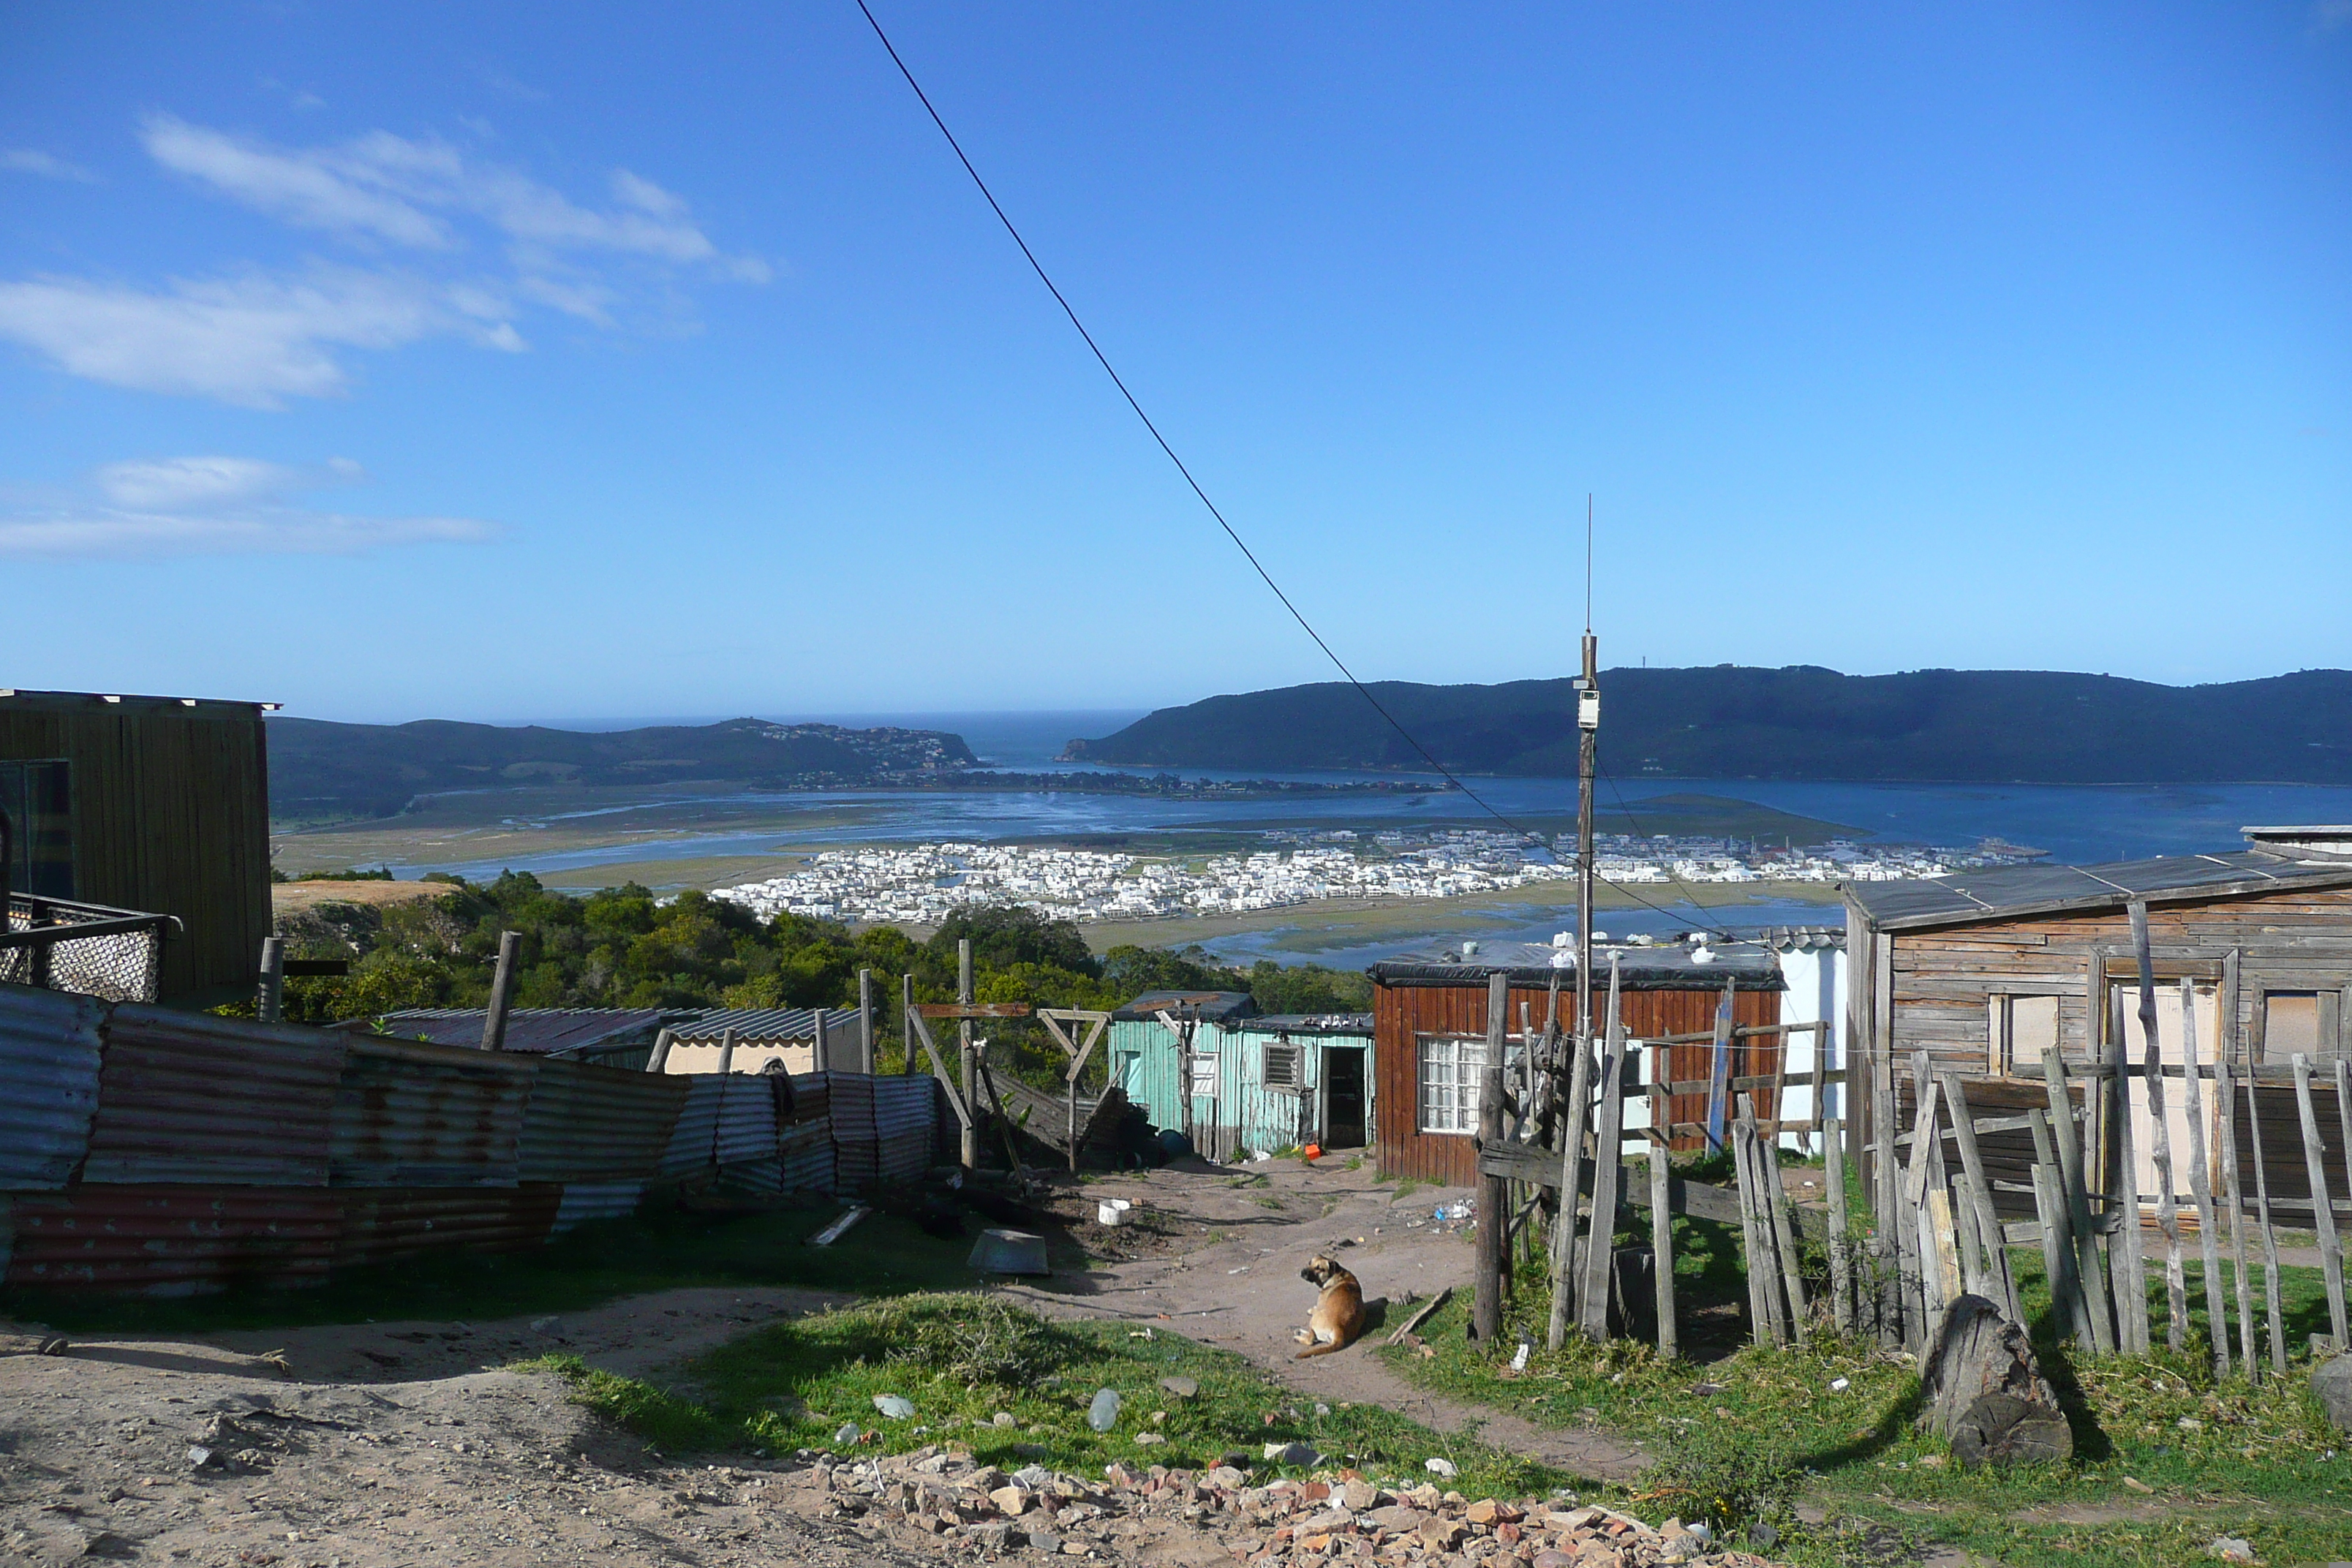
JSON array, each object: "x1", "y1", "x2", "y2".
[
  {"x1": 959, "y1": 939, "x2": 977, "y2": 1169},
  {"x1": 1472, "y1": 1062, "x2": 1507, "y2": 1343},
  {"x1": 257, "y1": 936, "x2": 285, "y2": 1024},
  {"x1": 814, "y1": 1008, "x2": 830, "y2": 1073},
  {"x1": 480, "y1": 930, "x2": 520, "y2": 1052},
  {"x1": 859, "y1": 968, "x2": 876, "y2": 1074}
]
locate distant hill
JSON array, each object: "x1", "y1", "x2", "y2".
[
  {"x1": 1060, "y1": 667, "x2": 2352, "y2": 783},
  {"x1": 268, "y1": 716, "x2": 977, "y2": 821}
]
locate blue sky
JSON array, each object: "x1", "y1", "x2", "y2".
[{"x1": 1, "y1": 3, "x2": 2347, "y2": 724}]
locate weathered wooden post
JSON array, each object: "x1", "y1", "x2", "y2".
[
  {"x1": 902, "y1": 971, "x2": 917, "y2": 1075},
  {"x1": 257, "y1": 936, "x2": 285, "y2": 1024},
  {"x1": 1577, "y1": 957, "x2": 1628, "y2": 1340},
  {"x1": 716, "y1": 1025, "x2": 736, "y2": 1076},
  {"x1": 2111, "y1": 918, "x2": 2150, "y2": 1354},
  {"x1": 2176, "y1": 978, "x2": 2228, "y2": 1376},
  {"x1": 2130, "y1": 902, "x2": 2187, "y2": 1352},
  {"x1": 2293, "y1": 1053, "x2": 2349, "y2": 1347},
  {"x1": 1827, "y1": 1113, "x2": 1855, "y2": 1332},
  {"x1": 1547, "y1": 993, "x2": 1594, "y2": 1349},
  {"x1": 1704, "y1": 977, "x2": 1735, "y2": 1153},
  {"x1": 644, "y1": 1026, "x2": 674, "y2": 1074},
  {"x1": 480, "y1": 930, "x2": 521, "y2": 1052},
  {"x1": 1940, "y1": 1071, "x2": 2021, "y2": 1325},
  {"x1": 959, "y1": 938, "x2": 978, "y2": 1169},
  {"x1": 859, "y1": 968, "x2": 875, "y2": 1074},
  {"x1": 2243, "y1": 1066, "x2": 2288, "y2": 1372},
  {"x1": 1650, "y1": 1143, "x2": 1677, "y2": 1357},
  {"x1": 813, "y1": 1007, "x2": 831, "y2": 1073},
  {"x1": 2038, "y1": 1049, "x2": 2116, "y2": 1353},
  {"x1": 2215, "y1": 1056, "x2": 2258, "y2": 1381},
  {"x1": 1473, "y1": 1060, "x2": 1508, "y2": 1344}
]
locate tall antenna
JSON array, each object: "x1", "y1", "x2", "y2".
[{"x1": 1584, "y1": 492, "x2": 1594, "y2": 633}]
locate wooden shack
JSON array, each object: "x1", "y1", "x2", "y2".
[
  {"x1": 1, "y1": 689, "x2": 275, "y2": 1003},
  {"x1": 1368, "y1": 945, "x2": 1784, "y2": 1186},
  {"x1": 1845, "y1": 827, "x2": 2352, "y2": 1218}
]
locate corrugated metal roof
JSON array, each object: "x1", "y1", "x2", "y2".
[
  {"x1": 1847, "y1": 848, "x2": 2352, "y2": 931},
  {"x1": 515, "y1": 1059, "x2": 689, "y2": 1183},
  {"x1": 332, "y1": 1186, "x2": 561, "y2": 1268},
  {"x1": 6, "y1": 1186, "x2": 340, "y2": 1296},
  {"x1": 1370, "y1": 943, "x2": 1784, "y2": 991},
  {"x1": 0, "y1": 983, "x2": 106, "y2": 1188},
  {"x1": 371, "y1": 1008, "x2": 670, "y2": 1056},
  {"x1": 1111, "y1": 990, "x2": 1259, "y2": 1023},
  {"x1": 1247, "y1": 1013, "x2": 1375, "y2": 1037},
  {"x1": 666, "y1": 1007, "x2": 842, "y2": 1045},
  {"x1": 329, "y1": 1036, "x2": 535, "y2": 1187},
  {"x1": 81, "y1": 1007, "x2": 344, "y2": 1186}
]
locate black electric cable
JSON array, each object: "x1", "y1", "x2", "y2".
[{"x1": 852, "y1": 0, "x2": 1732, "y2": 939}]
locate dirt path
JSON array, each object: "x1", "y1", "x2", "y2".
[{"x1": 1000, "y1": 1163, "x2": 1648, "y2": 1483}]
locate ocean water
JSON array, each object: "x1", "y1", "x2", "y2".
[{"x1": 407, "y1": 709, "x2": 2352, "y2": 958}]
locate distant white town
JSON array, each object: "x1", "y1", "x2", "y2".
[{"x1": 709, "y1": 829, "x2": 2040, "y2": 926}]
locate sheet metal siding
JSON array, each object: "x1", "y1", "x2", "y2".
[
  {"x1": 0, "y1": 698, "x2": 272, "y2": 999},
  {"x1": 777, "y1": 1120, "x2": 835, "y2": 1194},
  {"x1": 1373, "y1": 981, "x2": 1779, "y2": 1185},
  {"x1": 657, "y1": 1075, "x2": 728, "y2": 1175},
  {"x1": 516, "y1": 1059, "x2": 689, "y2": 1183},
  {"x1": 873, "y1": 1075, "x2": 935, "y2": 1184},
  {"x1": 5, "y1": 1186, "x2": 339, "y2": 1296},
  {"x1": 712, "y1": 1075, "x2": 780, "y2": 1166},
  {"x1": 332, "y1": 1186, "x2": 562, "y2": 1267},
  {"x1": 826, "y1": 1073, "x2": 879, "y2": 1194},
  {"x1": 551, "y1": 1181, "x2": 646, "y2": 1232},
  {"x1": 81, "y1": 1007, "x2": 344, "y2": 1186},
  {"x1": 0, "y1": 983, "x2": 107, "y2": 1188},
  {"x1": 328, "y1": 1037, "x2": 534, "y2": 1187}
]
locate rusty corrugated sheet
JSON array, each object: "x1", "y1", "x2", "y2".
[
  {"x1": 712, "y1": 1074, "x2": 778, "y2": 1165},
  {"x1": 333, "y1": 1186, "x2": 562, "y2": 1267},
  {"x1": 551, "y1": 1181, "x2": 646, "y2": 1232},
  {"x1": 516, "y1": 1059, "x2": 689, "y2": 1183},
  {"x1": 0, "y1": 981, "x2": 108, "y2": 1188},
  {"x1": 330, "y1": 1036, "x2": 535, "y2": 1187},
  {"x1": 81, "y1": 1007, "x2": 345, "y2": 1186},
  {"x1": 4, "y1": 1186, "x2": 339, "y2": 1296},
  {"x1": 657, "y1": 1074, "x2": 727, "y2": 1175}
]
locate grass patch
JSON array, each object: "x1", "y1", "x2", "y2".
[
  {"x1": 1382, "y1": 1251, "x2": 2352, "y2": 1567},
  {"x1": 542, "y1": 1292, "x2": 1570, "y2": 1499},
  {"x1": 0, "y1": 1197, "x2": 987, "y2": 1335}
]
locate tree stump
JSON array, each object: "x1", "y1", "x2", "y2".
[{"x1": 1917, "y1": 1293, "x2": 2073, "y2": 1468}]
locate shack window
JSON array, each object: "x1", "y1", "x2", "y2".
[
  {"x1": 0, "y1": 759, "x2": 73, "y2": 900},
  {"x1": 1263, "y1": 1040, "x2": 1302, "y2": 1090},
  {"x1": 1187, "y1": 1052, "x2": 1218, "y2": 1098},
  {"x1": 1987, "y1": 994, "x2": 2060, "y2": 1075},
  {"x1": 1414, "y1": 1034, "x2": 1524, "y2": 1135},
  {"x1": 2262, "y1": 993, "x2": 2336, "y2": 1060}
]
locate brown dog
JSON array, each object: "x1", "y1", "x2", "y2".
[{"x1": 1294, "y1": 1254, "x2": 1365, "y2": 1358}]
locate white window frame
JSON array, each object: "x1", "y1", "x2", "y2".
[{"x1": 1414, "y1": 1033, "x2": 1526, "y2": 1136}]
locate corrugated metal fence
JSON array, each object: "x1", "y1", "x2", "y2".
[{"x1": 0, "y1": 980, "x2": 937, "y2": 1294}]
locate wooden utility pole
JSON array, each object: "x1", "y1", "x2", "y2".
[
  {"x1": 480, "y1": 930, "x2": 521, "y2": 1052},
  {"x1": 958, "y1": 938, "x2": 977, "y2": 1169}
]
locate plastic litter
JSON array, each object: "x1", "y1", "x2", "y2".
[
  {"x1": 1424, "y1": 1457, "x2": 1458, "y2": 1478},
  {"x1": 872, "y1": 1395, "x2": 915, "y2": 1420},
  {"x1": 1086, "y1": 1389, "x2": 1121, "y2": 1433}
]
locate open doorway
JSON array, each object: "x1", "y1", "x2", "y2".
[{"x1": 1323, "y1": 1046, "x2": 1367, "y2": 1148}]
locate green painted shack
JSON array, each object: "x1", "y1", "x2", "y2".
[{"x1": 1106, "y1": 990, "x2": 1376, "y2": 1161}]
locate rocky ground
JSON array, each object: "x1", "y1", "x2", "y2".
[{"x1": 0, "y1": 1165, "x2": 1771, "y2": 1568}]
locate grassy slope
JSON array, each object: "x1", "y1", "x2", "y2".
[
  {"x1": 545, "y1": 1292, "x2": 1566, "y2": 1501},
  {"x1": 1381, "y1": 1247, "x2": 2352, "y2": 1567}
]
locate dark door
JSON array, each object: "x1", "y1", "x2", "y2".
[{"x1": 1323, "y1": 1046, "x2": 1367, "y2": 1148}]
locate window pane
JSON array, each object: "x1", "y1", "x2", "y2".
[
  {"x1": 2265, "y1": 995, "x2": 2321, "y2": 1060},
  {"x1": 2014, "y1": 996, "x2": 2059, "y2": 1058}
]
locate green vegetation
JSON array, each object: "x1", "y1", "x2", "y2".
[
  {"x1": 1066, "y1": 666, "x2": 2352, "y2": 785},
  {"x1": 543, "y1": 1292, "x2": 1563, "y2": 1496},
  {"x1": 0, "y1": 1197, "x2": 984, "y2": 1335},
  {"x1": 1383, "y1": 1246, "x2": 2352, "y2": 1567}
]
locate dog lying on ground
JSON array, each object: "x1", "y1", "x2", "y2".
[{"x1": 1294, "y1": 1254, "x2": 1366, "y2": 1358}]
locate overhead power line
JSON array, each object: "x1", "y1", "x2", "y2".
[{"x1": 851, "y1": 1, "x2": 1735, "y2": 943}]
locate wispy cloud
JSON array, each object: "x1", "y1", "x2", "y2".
[
  {"x1": 0, "y1": 114, "x2": 763, "y2": 405},
  {"x1": 0, "y1": 267, "x2": 519, "y2": 407},
  {"x1": 0, "y1": 455, "x2": 494, "y2": 559},
  {"x1": 2, "y1": 148, "x2": 97, "y2": 182}
]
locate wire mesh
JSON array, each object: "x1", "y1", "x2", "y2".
[{"x1": 0, "y1": 897, "x2": 167, "y2": 1003}]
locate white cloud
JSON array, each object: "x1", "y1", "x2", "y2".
[
  {"x1": 2, "y1": 148, "x2": 97, "y2": 181},
  {"x1": 143, "y1": 116, "x2": 451, "y2": 246},
  {"x1": 0, "y1": 454, "x2": 494, "y2": 559},
  {"x1": 0, "y1": 115, "x2": 768, "y2": 404},
  {"x1": 0, "y1": 267, "x2": 519, "y2": 407}
]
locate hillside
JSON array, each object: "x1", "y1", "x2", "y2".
[
  {"x1": 1060, "y1": 666, "x2": 2352, "y2": 783},
  {"x1": 267, "y1": 716, "x2": 976, "y2": 821}
]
